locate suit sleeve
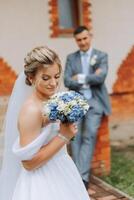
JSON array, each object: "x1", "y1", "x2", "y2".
[
  {"x1": 64, "y1": 56, "x2": 82, "y2": 90},
  {"x1": 85, "y1": 53, "x2": 108, "y2": 86}
]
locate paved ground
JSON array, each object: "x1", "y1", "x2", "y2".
[{"x1": 88, "y1": 176, "x2": 133, "y2": 200}]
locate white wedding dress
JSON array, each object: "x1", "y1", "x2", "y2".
[{"x1": 12, "y1": 123, "x2": 90, "y2": 200}]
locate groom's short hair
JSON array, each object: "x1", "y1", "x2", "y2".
[{"x1": 73, "y1": 26, "x2": 89, "y2": 36}]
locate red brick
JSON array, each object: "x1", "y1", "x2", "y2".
[
  {"x1": 110, "y1": 93, "x2": 134, "y2": 121},
  {"x1": 0, "y1": 58, "x2": 17, "y2": 96},
  {"x1": 49, "y1": 0, "x2": 92, "y2": 37},
  {"x1": 113, "y1": 46, "x2": 134, "y2": 93},
  {"x1": 91, "y1": 161, "x2": 101, "y2": 168},
  {"x1": 91, "y1": 116, "x2": 111, "y2": 176}
]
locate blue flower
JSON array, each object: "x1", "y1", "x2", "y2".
[
  {"x1": 58, "y1": 114, "x2": 67, "y2": 122},
  {"x1": 43, "y1": 91, "x2": 89, "y2": 123},
  {"x1": 60, "y1": 94, "x2": 73, "y2": 102},
  {"x1": 49, "y1": 111, "x2": 58, "y2": 120}
]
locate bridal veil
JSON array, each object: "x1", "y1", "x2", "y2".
[{"x1": 0, "y1": 72, "x2": 33, "y2": 200}]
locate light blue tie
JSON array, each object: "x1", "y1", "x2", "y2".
[
  {"x1": 82, "y1": 53, "x2": 89, "y2": 74},
  {"x1": 80, "y1": 53, "x2": 92, "y2": 100}
]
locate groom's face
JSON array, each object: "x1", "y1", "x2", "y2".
[{"x1": 74, "y1": 30, "x2": 92, "y2": 52}]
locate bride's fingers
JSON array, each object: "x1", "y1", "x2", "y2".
[{"x1": 72, "y1": 123, "x2": 78, "y2": 132}]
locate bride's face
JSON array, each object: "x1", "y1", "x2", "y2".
[{"x1": 33, "y1": 63, "x2": 61, "y2": 98}]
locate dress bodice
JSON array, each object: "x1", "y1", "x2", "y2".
[{"x1": 12, "y1": 122, "x2": 67, "y2": 161}]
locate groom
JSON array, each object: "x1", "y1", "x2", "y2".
[{"x1": 64, "y1": 26, "x2": 111, "y2": 189}]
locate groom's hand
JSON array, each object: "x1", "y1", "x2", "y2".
[
  {"x1": 72, "y1": 74, "x2": 78, "y2": 81},
  {"x1": 72, "y1": 74, "x2": 86, "y2": 84},
  {"x1": 95, "y1": 68, "x2": 102, "y2": 75}
]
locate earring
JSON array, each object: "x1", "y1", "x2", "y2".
[
  {"x1": 32, "y1": 82, "x2": 35, "y2": 88},
  {"x1": 30, "y1": 79, "x2": 34, "y2": 86}
]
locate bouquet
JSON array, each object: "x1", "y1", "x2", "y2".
[{"x1": 42, "y1": 91, "x2": 89, "y2": 123}]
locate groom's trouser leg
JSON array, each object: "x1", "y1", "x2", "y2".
[
  {"x1": 70, "y1": 119, "x2": 83, "y2": 167},
  {"x1": 79, "y1": 108, "x2": 103, "y2": 182}
]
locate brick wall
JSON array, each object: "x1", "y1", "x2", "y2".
[
  {"x1": 113, "y1": 46, "x2": 134, "y2": 94},
  {"x1": 111, "y1": 46, "x2": 134, "y2": 121},
  {"x1": 0, "y1": 58, "x2": 17, "y2": 135},
  {"x1": 91, "y1": 116, "x2": 111, "y2": 176},
  {"x1": 111, "y1": 93, "x2": 134, "y2": 121},
  {"x1": 91, "y1": 43, "x2": 134, "y2": 174},
  {"x1": 110, "y1": 46, "x2": 134, "y2": 141},
  {"x1": 0, "y1": 58, "x2": 17, "y2": 96},
  {"x1": 49, "y1": 0, "x2": 92, "y2": 37}
]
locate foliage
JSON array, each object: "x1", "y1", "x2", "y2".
[{"x1": 102, "y1": 146, "x2": 134, "y2": 197}]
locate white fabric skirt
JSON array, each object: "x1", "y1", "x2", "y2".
[
  {"x1": 12, "y1": 124, "x2": 90, "y2": 200},
  {"x1": 12, "y1": 152, "x2": 90, "y2": 200}
]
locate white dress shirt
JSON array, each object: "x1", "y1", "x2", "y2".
[{"x1": 78, "y1": 47, "x2": 93, "y2": 99}]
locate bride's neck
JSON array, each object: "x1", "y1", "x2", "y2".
[{"x1": 33, "y1": 91, "x2": 49, "y2": 102}]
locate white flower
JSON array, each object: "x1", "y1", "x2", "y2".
[
  {"x1": 64, "y1": 106, "x2": 72, "y2": 115},
  {"x1": 90, "y1": 55, "x2": 97, "y2": 66},
  {"x1": 57, "y1": 101, "x2": 66, "y2": 111},
  {"x1": 42, "y1": 104, "x2": 50, "y2": 116}
]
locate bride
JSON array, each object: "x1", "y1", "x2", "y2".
[{"x1": 0, "y1": 46, "x2": 90, "y2": 200}]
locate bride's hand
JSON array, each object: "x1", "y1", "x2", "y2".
[
  {"x1": 60, "y1": 122, "x2": 77, "y2": 140},
  {"x1": 42, "y1": 115, "x2": 51, "y2": 127}
]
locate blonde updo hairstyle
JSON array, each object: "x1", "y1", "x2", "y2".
[{"x1": 24, "y1": 46, "x2": 62, "y2": 86}]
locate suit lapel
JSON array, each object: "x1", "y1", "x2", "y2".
[
  {"x1": 89, "y1": 48, "x2": 97, "y2": 73},
  {"x1": 74, "y1": 49, "x2": 97, "y2": 74}
]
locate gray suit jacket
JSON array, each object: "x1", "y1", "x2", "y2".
[{"x1": 64, "y1": 48, "x2": 111, "y2": 115}]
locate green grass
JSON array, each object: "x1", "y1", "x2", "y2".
[{"x1": 101, "y1": 146, "x2": 134, "y2": 198}]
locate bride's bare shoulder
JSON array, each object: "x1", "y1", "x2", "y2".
[
  {"x1": 21, "y1": 98, "x2": 41, "y2": 115},
  {"x1": 18, "y1": 98, "x2": 42, "y2": 127},
  {"x1": 18, "y1": 99, "x2": 43, "y2": 146}
]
